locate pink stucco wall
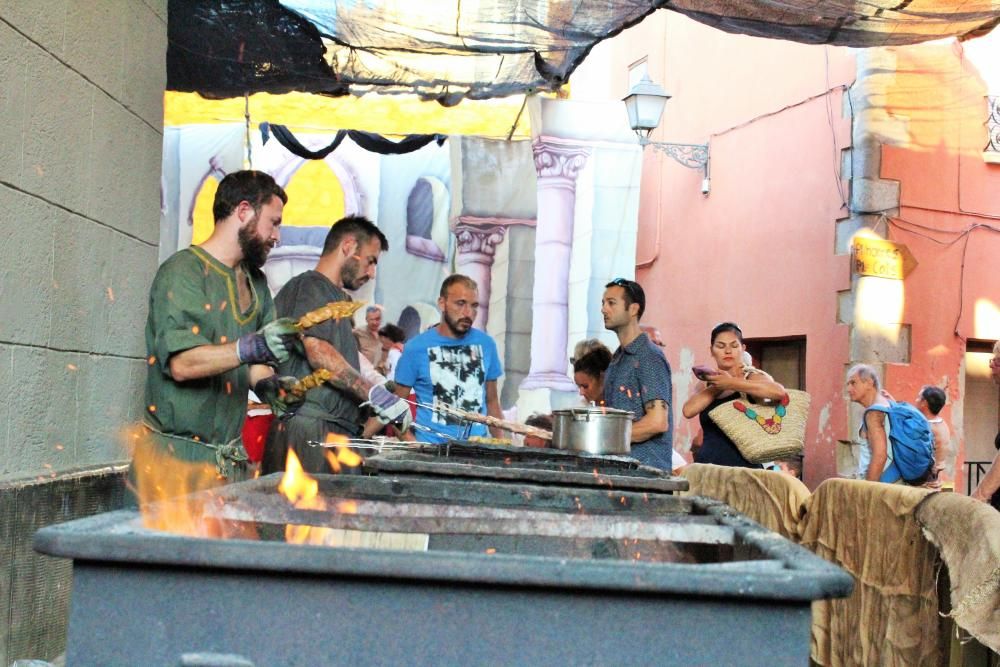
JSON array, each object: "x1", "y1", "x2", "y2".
[
  {"x1": 573, "y1": 12, "x2": 1000, "y2": 489},
  {"x1": 573, "y1": 12, "x2": 856, "y2": 487},
  {"x1": 877, "y1": 35, "x2": 1000, "y2": 495}
]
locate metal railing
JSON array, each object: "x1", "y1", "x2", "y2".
[
  {"x1": 965, "y1": 460, "x2": 993, "y2": 496},
  {"x1": 988, "y1": 95, "x2": 1000, "y2": 153}
]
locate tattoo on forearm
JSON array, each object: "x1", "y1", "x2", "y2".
[
  {"x1": 305, "y1": 338, "x2": 370, "y2": 401},
  {"x1": 327, "y1": 365, "x2": 369, "y2": 401},
  {"x1": 645, "y1": 399, "x2": 669, "y2": 411}
]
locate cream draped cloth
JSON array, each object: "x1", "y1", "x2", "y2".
[{"x1": 680, "y1": 465, "x2": 1000, "y2": 665}]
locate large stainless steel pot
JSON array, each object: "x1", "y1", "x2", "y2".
[{"x1": 551, "y1": 407, "x2": 633, "y2": 455}]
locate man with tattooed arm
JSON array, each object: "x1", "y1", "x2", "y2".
[{"x1": 261, "y1": 215, "x2": 411, "y2": 474}]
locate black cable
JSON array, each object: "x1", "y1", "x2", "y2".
[
  {"x1": 824, "y1": 47, "x2": 848, "y2": 209},
  {"x1": 883, "y1": 215, "x2": 1000, "y2": 338}
]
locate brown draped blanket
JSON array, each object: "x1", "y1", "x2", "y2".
[
  {"x1": 681, "y1": 465, "x2": 951, "y2": 665},
  {"x1": 915, "y1": 491, "x2": 1000, "y2": 653},
  {"x1": 799, "y1": 479, "x2": 939, "y2": 666},
  {"x1": 680, "y1": 463, "x2": 810, "y2": 540}
]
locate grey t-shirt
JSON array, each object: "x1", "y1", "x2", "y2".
[{"x1": 274, "y1": 270, "x2": 362, "y2": 431}]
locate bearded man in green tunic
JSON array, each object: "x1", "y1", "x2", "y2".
[{"x1": 139, "y1": 170, "x2": 301, "y2": 484}]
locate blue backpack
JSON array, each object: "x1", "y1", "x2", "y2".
[{"x1": 865, "y1": 402, "x2": 935, "y2": 484}]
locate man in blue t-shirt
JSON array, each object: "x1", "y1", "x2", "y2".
[{"x1": 393, "y1": 274, "x2": 504, "y2": 443}]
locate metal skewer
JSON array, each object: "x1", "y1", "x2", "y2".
[
  {"x1": 304, "y1": 438, "x2": 420, "y2": 453},
  {"x1": 396, "y1": 396, "x2": 548, "y2": 440}
]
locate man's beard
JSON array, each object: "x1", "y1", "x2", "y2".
[
  {"x1": 442, "y1": 310, "x2": 473, "y2": 337},
  {"x1": 238, "y1": 220, "x2": 272, "y2": 269},
  {"x1": 340, "y1": 257, "x2": 369, "y2": 291}
]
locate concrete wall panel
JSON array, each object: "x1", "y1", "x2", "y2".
[
  {"x1": 64, "y1": 0, "x2": 126, "y2": 99},
  {"x1": 20, "y1": 51, "x2": 95, "y2": 213},
  {"x1": 125, "y1": 357, "x2": 148, "y2": 422},
  {"x1": 0, "y1": 347, "x2": 10, "y2": 466},
  {"x1": 86, "y1": 92, "x2": 162, "y2": 243},
  {"x1": 123, "y1": 0, "x2": 167, "y2": 127},
  {"x1": 49, "y1": 214, "x2": 114, "y2": 352},
  {"x1": 76, "y1": 355, "x2": 134, "y2": 465},
  {"x1": 7, "y1": 347, "x2": 80, "y2": 478},
  {"x1": 0, "y1": 0, "x2": 163, "y2": 482},
  {"x1": 0, "y1": 189, "x2": 58, "y2": 346},
  {"x1": 147, "y1": 0, "x2": 167, "y2": 23},
  {"x1": 0, "y1": 21, "x2": 31, "y2": 185},
  {"x1": 100, "y1": 235, "x2": 157, "y2": 358},
  {"x1": 0, "y1": 1, "x2": 164, "y2": 657},
  {"x1": 0, "y1": 0, "x2": 69, "y2": 58}
]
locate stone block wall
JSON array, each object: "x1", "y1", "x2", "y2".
[{"x1": 0, "y1": 1, "x2": 166, "y2": 480}]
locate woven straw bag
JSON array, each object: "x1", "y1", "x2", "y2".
[{"x1": 708, "y1": 387, "x2": 811, "y2": 464}]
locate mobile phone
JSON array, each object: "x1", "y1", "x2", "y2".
[{"x1": 692, "y1": 364, "x2": 716, "y2": 381}]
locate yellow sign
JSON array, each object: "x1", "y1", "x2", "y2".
[{"x1": 852, "y1": 237, "x2": 917, "y2": 280}]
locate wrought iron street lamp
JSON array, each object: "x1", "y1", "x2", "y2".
[{"x1": 623, "y1": 73, "x2": 711, "y2": 194}]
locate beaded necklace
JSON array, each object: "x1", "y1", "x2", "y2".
[{"x1": 732, "y1": 394, "x2": 790, "y2": 435}]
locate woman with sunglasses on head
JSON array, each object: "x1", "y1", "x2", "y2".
[{"x1": 682, "y1": 322, "x2": 787, "y2": 468}]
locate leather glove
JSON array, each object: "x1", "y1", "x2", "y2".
[
  {"x1": 237, "y1": 318, "x2": 300, "y2": 366},
  {"x1": 364, "y1": 384, "x2": 412, "y2": 432},
  {"x1": 253, "y1": 374, "x2": 303, "y2": 417}
]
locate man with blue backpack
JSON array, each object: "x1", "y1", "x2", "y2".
[{"x1": 846, "y1": 364, "x2": 937, "y2": 486}]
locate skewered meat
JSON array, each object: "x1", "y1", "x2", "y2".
[
  {"x1": 295, "y1": 301, "x2": 366, "y2": 330},
  {"x1": 290, "y1": 368, "x2": 333, "y2": 397}
]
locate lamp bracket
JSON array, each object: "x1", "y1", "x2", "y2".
[{"x1": 641, "y1": 138, "x2": 710, "y2": 172}]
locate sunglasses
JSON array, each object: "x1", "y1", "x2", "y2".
[{"x1": 608, "y1": 277, "x2": 641, "y2": 303}]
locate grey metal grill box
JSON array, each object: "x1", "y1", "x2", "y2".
[{"x1": 35, "y1": 474, "x2": 852, "y2": 666}]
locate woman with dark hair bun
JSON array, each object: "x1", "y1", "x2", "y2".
[
  {"x1": 682, "y1": 322, "x2": 786, "y2": 468},
  {"x1": 573, "y1": 346, "x2": 612, "y2": 406}
]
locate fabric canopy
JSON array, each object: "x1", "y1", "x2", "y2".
[{"x1": 168, "y1": 0, "x2": 1000, "y2": 102}]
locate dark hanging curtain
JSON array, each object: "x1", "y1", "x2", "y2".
[{"x1": 262, "y1": 123, "x2": 446, "y2": 158}]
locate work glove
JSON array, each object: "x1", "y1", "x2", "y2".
[
  {"x1": 364, "y1": 384, "x2": 412, "y2": 432},
  {"x1": 253, "y1": 374, "x2": 303, "y2": 417},
  {"x1": 237, "y1": 318, "x2": 300, "y2": 366}
]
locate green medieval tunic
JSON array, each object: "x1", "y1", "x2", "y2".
[{"x1": 141, "y1": 246, "x2": 275, "y2": 480}]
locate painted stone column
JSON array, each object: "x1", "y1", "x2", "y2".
[
  {"x1": 521, "y1": 139, "x2": 590, "y2": 392},
  {"x1": 453, "y1": 222, "x2": 507, "y2": 329}
]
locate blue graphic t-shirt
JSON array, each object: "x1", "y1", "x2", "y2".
[{"x1": 394, "y1": 327, "x2": 503, "y2": 443}]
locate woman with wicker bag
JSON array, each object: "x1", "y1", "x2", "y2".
[{"x1": 682, "y1": 322, "x2": 787, "y2": 468}]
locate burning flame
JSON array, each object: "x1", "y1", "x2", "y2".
[
  {"x1": 280, "y1": 448, "x2": 361, "y2": 545},
  {"x1": 319, "y1": 433, "x2": 363, "y2": 473},
  {"x1": 128, "y1": 426, "x2": 256, "y2": 540},
  {"x1": 130, "y1": 425, "x2": 369, "y2": 546},
  {"x1": 278, "y1": 448, "x2": 320, "y2": 507}
]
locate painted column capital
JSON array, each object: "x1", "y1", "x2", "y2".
[
  {"x1": 532, "y1": 141, "x2": 591, "y2": 182},
  {"x1": 453, "y1": 223, "x2": 508, "y2": 258}
]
